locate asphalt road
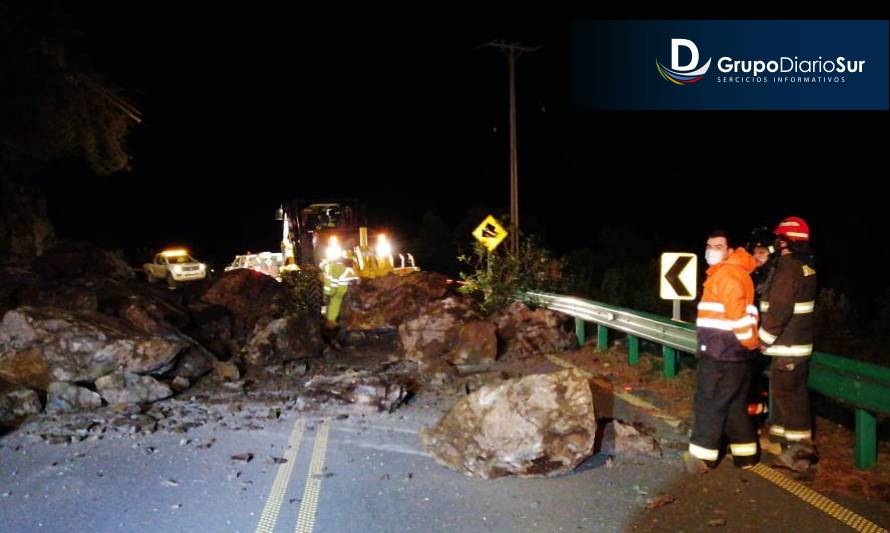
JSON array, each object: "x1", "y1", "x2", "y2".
[{"x1": 3, "y1": 385, "x2": 887, "y2": 533}]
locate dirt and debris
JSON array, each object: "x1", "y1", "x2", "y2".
[{"x1": 645, "y1": 494, "x2": 677, "y2": 511}]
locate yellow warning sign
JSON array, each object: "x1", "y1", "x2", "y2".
[{"x1": 472, "y1": 215, "x2": 508, "y2": 252}]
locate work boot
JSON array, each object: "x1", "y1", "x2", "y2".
[
  {"x1": 773, "y1": 442, "x2": 818, "y2": 473},
  {"x1": 733, "y1": 454, "x2": 759, "y2": 470},
  {"x1": 759, "y1": 433, "x2": 783, "y2": 456},
  {"x1": 321, "y1": 320, "x2": 342, "y2": 350},
  {"x1": 683, "y1": 452, "x2": 714, "y2": 474}
]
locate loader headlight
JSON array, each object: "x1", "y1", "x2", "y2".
[
  {"x1": 325, "y1": 236, "x2": 343, "y2": 261},
  {"x1": 375, "y1": 234, "x2": 392, "y2": 259}
]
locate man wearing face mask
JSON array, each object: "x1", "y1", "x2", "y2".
[
  {"x1": 685, "y1": 230, "x2": 761, "y2": 474},
  {"x1": 758, "y1": 217, "x2": 818, "y2": 472}
]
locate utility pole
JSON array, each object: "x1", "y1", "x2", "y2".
[{"x1": 482, "y1": 41, "x2": 540, "y2": 254}]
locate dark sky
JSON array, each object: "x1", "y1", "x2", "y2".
[{"x1": 38, "y1": 4, "x2": 889, "y2": 299}]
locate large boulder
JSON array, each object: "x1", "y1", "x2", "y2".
[
  {"x1": 420, "y1": 369, "x2": 597, "y2": 479},
  {"x1": 46, "y1": 382, "x2": 102, "y2": 413},
  {"x1": 398, "y1": 296, "x2": 483, "y2": 366},
  {"x1": 340, "y1": 272, "x2": 450, "y2": 331},
  {"x1": 200, "y1": 269, "x2": 290, "y2": 342},
  {"x1": 243, "y1": 314, "x2": 323, "y2": 366},
  {"x1": 491, "y1": 302, "x2": 577, "y2": 358},
  {"x1": 0, "y1": 388, "x2": 43, "y2": 425},
  {"x1": 598, "y1": 420, "x2": 663, "y2": 458},
  {"x1": 167, "y1": 346, "x2": 216, "y2": 381},
  {"x1": 184, "y1": 302, "x2": 236, "y2": 359},
  {"x1": 95, "y1": 372, "x2": 173, "y2": 405},
  {"x1": 0, "y1": 306, "x2": 192, "y2": 389},
  {"x1": 303, "y1": 371, "x2": 409, "y2": 412},
  {"x1": 446, "y1": 321, "x2": 498, "y2": 368}
]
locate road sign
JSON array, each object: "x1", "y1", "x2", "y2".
[
  {"x1": 660, "y1": 253, "x2": 697, "y2": 300},
  {"x1": 472, "y1": 215, "x2": 509, "y2": 252}
]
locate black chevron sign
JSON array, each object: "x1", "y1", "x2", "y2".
[
  {"x1": 665, "y1": 256, "x2": 692, "y2": 297},
  {"x1": 660, "y1": 253, "x2": 697, "y2": 300}
]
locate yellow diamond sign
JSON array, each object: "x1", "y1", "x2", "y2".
[{"x1": 472, "y1": 215, "x2": 508, "y2": 252}]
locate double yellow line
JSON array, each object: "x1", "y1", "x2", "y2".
[{"x1": 254, "y1": 418, "x2": 331, "y2": 533}]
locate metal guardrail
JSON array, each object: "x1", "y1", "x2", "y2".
[{"x1": 522, "y1": 291, "x2": 890, "y2": 469}]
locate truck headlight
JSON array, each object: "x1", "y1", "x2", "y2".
[{"x1": 172, "y1": 266, "x2": 182, "y2": 274}]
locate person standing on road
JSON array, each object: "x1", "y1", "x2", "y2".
[{"x1": 685, "y1": 230, "x2": 761, "y2": 474}]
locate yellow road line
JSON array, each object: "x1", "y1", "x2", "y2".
[
  {"x1": 545, "y1": 353, "x2": 684, "y2": 428},
  {"x1": 750, "y1": 464, "x2": 888, "y2": 533},
  {"x1": 550, "y1": 353, "x2": 887, "y2": 532},
  {"x1": 295, "y1": 420, "x2": 331, "y2": 533},
  {"x1": 255, "y1": 418, "x2": 306, "y2": 533}
]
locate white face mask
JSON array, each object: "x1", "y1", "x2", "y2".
[{"x1": 705, "y1": 249, "x2": 726, "y2": 266}]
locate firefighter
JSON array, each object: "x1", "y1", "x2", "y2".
[
  {"x1": 759, "y1": 217, "x2": 818, "y2": 472},
  {"x1": 685, "y1": 230, "x2": 761, "y2": 474}
]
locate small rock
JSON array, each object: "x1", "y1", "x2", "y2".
[
  {"x1": 161, "y1": 479, "x2": 179, "y2": 487},
  {"x1": 214, "y1": 360, "x2": 240, "y2": 382},
  {"x1": 231, "y1": 453, "x2": 254, "y2": 464},
  {"x1": 708, "y1": 518, "x2": 727, "y2": 527},
  {"x1": 645, "y1": 494, "x2": 677, "y2": 511},
  {"x1": 171, "y1": 376, "x2": 191, "y2": 392}
]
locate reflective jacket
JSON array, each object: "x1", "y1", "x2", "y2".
[
  {"x1": 758, "y1": 254, "x2": 817, "y2": 357},
  {"x1": 697, "y1": 248, "x2": 760, "y2": 361}
]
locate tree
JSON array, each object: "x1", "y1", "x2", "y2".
[{"x1": 1, "y1": 2, "x2": 139, "y2": 255}]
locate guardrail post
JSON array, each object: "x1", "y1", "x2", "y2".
[
  {"x1": 662, "y1": 346, "x2": 677, "y2": 378},
  {"x1": 597, "y1": 325, "x2": 609, "y2": 352},
  {"x1": 855, "y1": 408, "x2": 878, "y2": 469},
  {"x1": 627, "y1": 335, "x2": 640, "y2": 366},
  {"x1": 574, "y1": 318, "x2": 586, "y2": 346}
]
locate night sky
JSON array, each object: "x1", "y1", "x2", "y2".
[{"x1": 35, "y1": 4, "x2": 889, "y2": 299}]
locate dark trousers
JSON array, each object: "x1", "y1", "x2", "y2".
[
  {"x1": 769, "y1": 356, "x2": 812, "y2": 441},
  {"x1": 690, "y1": 355, "x2": 757, "y2": 461}
]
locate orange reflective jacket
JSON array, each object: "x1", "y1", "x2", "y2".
[{"x1": 696, "y1": 248, "x2": 760, "y2": 361}]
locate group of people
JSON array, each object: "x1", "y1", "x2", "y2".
[{"x1": 686, "y1": 217, "x2": 819, "y2": 474}]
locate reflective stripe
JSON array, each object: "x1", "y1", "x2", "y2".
[
  {"x1": 736, "y1": 316, "x2": 757, "y2": 328},
  {"x1": 763, "y1": 344, "x2": 813, "y2": 357},
  {"x1": 779, "y1": 221, "x2": 801, "y2": 228},
  {"x1": 761, "y1": 301, "x2": 814, "y2": 314},
  {"x1": 746, "y1": 305, "x2": 759, "y2": 316},
  {"x1": 786, "y1": 231, "x2": 809, "y2": 239},
  {"x1": 759, "y1": 328, "x2": 778, "y2": 345},
  {"x1": 698, "y1": 302, "x2": 726, "y2": 312},
  {"x1": 735, "y1": 330, "x2": 753, "y2": 341},
  {"x1": 794, "y1": 301, "x2": 815, "y2": 314},
  {"x1": 689, "y1": 443, "x2": 719, "y2": 461},
  {"x1": 697, "y1": 316, "x2": 757, "y2": 331},
  {"x1": 730, "y1": 442, "x2": 758, "y2": 457},
  {"x1": 770, "y1": 425, "x2": 785, "y2": 437},
  {"x1": 784, "y1": 430, "x2": 812, "y2": 442},
  {"x1": 697, "y1": 318, "x2": 733, "y2": 331}
]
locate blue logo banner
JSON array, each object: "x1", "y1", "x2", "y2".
[{"x1": 571, "y1": 20, "x2": 889, "y2": 110}]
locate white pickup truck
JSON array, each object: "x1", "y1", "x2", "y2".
[{"x1": 143, "y1": 250, "x2": 207, "y2": 287}]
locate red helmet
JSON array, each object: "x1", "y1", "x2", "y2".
[{"x1": 774, "y1": 216, "x2": 810, "y2": 242}]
